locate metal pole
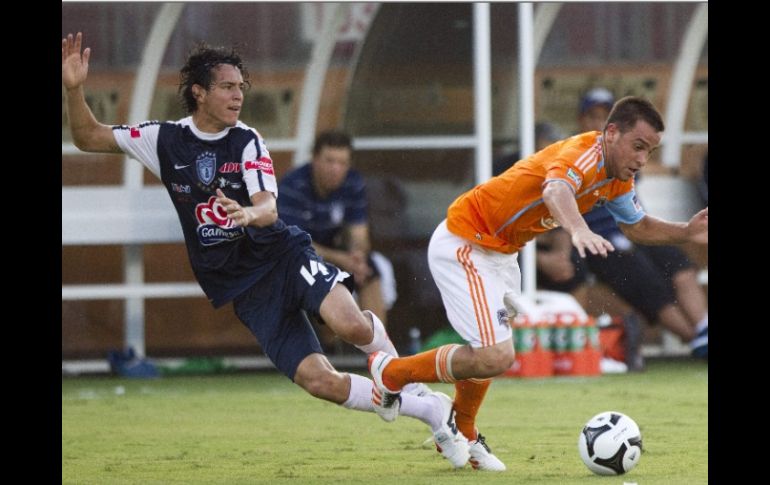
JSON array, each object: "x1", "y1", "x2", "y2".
[
  {"x1": 518, "y1": 3, "x2": 537, "y2": 299},
  {"x1": 661, "y1": 4, "x2": 708, "y2": 168},
  {"x1": 473, "y1": 3, "x2": 493, "y2": 185},
  {"x1": 121, "y1": 3, "x2": 185, "y2": 357}
]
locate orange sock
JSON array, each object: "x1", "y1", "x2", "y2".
[
  {"x1": 453, "y1": 378, "x2": 492, "y2": 442},
  {"x1": 383, "y1": 344, "x2": 461, "y2": 390}
]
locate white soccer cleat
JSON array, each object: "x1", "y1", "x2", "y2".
[
  {"x1": 469, "y1": 433, "x2": 506, "y2": 471},
  {"x1": 430, "y1": 392, "x2": 470, "y2": 469},
  {"x1": 368, "y1": 351, "x2": 402, "y2": 422},
  {"x1": 403, "y1": 382, "x2": 432, "y2": 397}
]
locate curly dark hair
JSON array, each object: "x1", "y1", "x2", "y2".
[{"x1": 178, "y1": 43, "x2": 250, "y2": 114}]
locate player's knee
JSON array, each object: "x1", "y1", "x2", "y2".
[
  {"x1": 475, "y1": 343, "x2": 515, "y2": 376},
  {"x1": 296, "y1": 367, "x2": 347, "y2": 402},
  {"x1": 334, "y1": 311, "x2": 373, "y2": 345}
]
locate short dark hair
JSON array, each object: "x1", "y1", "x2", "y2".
[
  {"x1": 606, "y1": 96, "x2": 665, "y2": 133},
  {"x1": 178, "y1": 43, "x2": 250, "y2": 114},
  {"x1": 312, "y1": 130, "x2": 353, "y2": 156}
]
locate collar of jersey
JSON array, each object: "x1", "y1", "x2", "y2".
[{"x1": 182, "y1": 116, "x2": 233, "y2": 141}]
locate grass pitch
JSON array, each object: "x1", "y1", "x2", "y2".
[{"x1": 62, "y1": 359, "x2": 707, "y2": 484}]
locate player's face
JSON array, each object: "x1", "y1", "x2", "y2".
[
  {"x1": 604, "y1": 120, "x2": 661, "y2": 181},
  {"x1": 312, "y1": 146, "x2": 352, "y2": 196},
  {"x1": 194, "y1": 64, "x2": 244, "y2": 132}
]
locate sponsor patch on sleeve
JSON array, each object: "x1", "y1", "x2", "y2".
[
  {"x1": 130, "y1": 127, "x2": 141, "y2": 138},
  {"x1": 566, "y1": 167, "x2": 583, "y2": 189},
  {"x1": 244, "y1": 156, "x2": 275, "y2": 175}
]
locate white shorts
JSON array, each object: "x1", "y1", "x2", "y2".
[{"x1": 428, "y1": 220, "x2": 518, "y2": 348}]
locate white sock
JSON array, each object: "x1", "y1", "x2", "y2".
[
  {"x1": 341, "y1": 373, "x2": 439, "y2": 430},
  {"x1": 695, "y1": 313, "x2": 708, "y2": 333},
  {"x1": 354, "y1": 310, "x2": 399, "y2": 356},
  {"x1": 401, "y1": 393, "x2": 442, "y2": 431},
  {"x1": 341, "y1": 373, "x2": 375, "y2": 412}
]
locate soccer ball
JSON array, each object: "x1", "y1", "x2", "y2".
[{"x1": 577, "y1": 411, "x2": 642, "y2": 475}]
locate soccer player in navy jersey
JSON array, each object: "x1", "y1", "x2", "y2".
[{"x1": 62, "y1": 32, "x2": 470, "y2": 467}]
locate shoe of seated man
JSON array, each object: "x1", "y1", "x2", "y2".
[
  {"x1": 430, "y1": 392, "x2": 470, "y2": 468},
  {"x1": 368, "y1": 351, "x2": 402, "y2": 422},
  {"x1": 468, "y1": 432, "x2": 506, "y2": 471},
  {"x1": 690, "y1": 325, "x2": 708, "y2": 360}
]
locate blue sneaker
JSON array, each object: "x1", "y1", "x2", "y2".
[
  {"x1": 108, "y1": 347, "x2": 160, "y2": 378},
  {"x1": 690, "y1": 326, "x2": 708, "y2": 360}
]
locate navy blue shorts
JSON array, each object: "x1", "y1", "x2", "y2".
[
  {"x1": 585, "y1": 243, "x2": 694, "y2": 323},
  {"x1": 232, "y1": 244, "x2": 354, "y2": 380}
]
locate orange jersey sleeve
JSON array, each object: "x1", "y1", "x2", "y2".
[{"x1": 446, "y1": 132, "x2": 634, "y2": 253}]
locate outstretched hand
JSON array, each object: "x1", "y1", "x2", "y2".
[
  {"x1": 62, "y1": 32, "x2": 90, "y2": 90},
  {"x1": 215, "y1": 189, "x2": 252, "y2": 227},
  {"x1": 571, "y1": 227, "x2": 615, "y2": 258},
  {"x1": 687, "y1": 207, "x2": 708, "y2": 244}
]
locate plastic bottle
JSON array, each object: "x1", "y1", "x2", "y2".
[{"x1": 408, "y1": 327, "x2": 422, "y2": 355}]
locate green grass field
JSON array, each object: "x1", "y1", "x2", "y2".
[{"x1": 62, "y1": 359, "x2": 707, "y2": 484}]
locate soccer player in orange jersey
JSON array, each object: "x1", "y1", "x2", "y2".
[{"x1": 368, "y1": 96, "x2": 708, "y2": 471}]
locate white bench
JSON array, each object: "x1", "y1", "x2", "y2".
[{"x1": 62, "y1": 186, "x2": 204, "y2": 360}]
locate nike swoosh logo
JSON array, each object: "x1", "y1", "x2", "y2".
[
  {"x1": 324, "y1": 273, "x2": 336, "y2": 282},
  {"x1": 174, "y1": 163, "x2": 190, "y2": 169}
]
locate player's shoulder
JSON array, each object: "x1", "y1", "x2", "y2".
[
  {"x1": 234, "y1": 121, "x2": 263, "y2": 139},
  {"x1": 561, "y1": 131, "x2": 600, "y2": 154},
  {"x1": 112, "y1": 120, "x2": 162, "y2": 132},
  {"x1": 559, "y1": 132, "x2": 602, "y2": 171}
]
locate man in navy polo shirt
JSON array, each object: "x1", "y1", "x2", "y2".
[{"x1": 278, "y1": 131, "x2": 397, "y2": 346}]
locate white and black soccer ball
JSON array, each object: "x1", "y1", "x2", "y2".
[{"x1": 577, "y1": 411, "x2": 642, "y2": 475}]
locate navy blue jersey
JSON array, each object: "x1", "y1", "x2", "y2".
[
  {"x1": 113, "y1": 117, "x2": 310, "y2": 308},
  {"x1": 277, "y1": 163, "x2": 367, "y2": 247}
]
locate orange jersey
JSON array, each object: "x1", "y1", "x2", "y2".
[{"x1": 447, "y1": 131, "x2": 637, "y2": 254}]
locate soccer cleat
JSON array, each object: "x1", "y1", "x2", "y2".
[
  {"x1": 404, "y1": 382, "x2": 432, "y2": 397},
  {"x1": 690, "y1": 325, "x2": 708, "y2": 360},
  {"x1": 468, "y1": 433, "x2": 506, "y2": 471},
  {"x1": 368, "y1": 351, "x2": 402, "y2": 422},
  {"x1": 430, "y1": 392, "x2": 470, "y2": 468}
]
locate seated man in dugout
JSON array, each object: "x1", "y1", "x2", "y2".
[{"x1": 278, "y1": 130, "x2": 398, "y2": 350}]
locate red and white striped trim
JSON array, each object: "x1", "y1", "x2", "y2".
[{"x1": 435, "y1": 344, "x2": 461, "y2": 383}]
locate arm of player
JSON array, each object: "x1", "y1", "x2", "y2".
[
  {"x1": 542, "y1": 181, "x2": 615, "y2": 258},
  {"x1": 619, "y1": 208, "x2": 708, "y2": 245},
  {"x1": 215, "y1": 189, "x2": 278, "y2": 228},
  {"x1": 62, "y1": 32, "x2": 121, "y2": 153}
]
